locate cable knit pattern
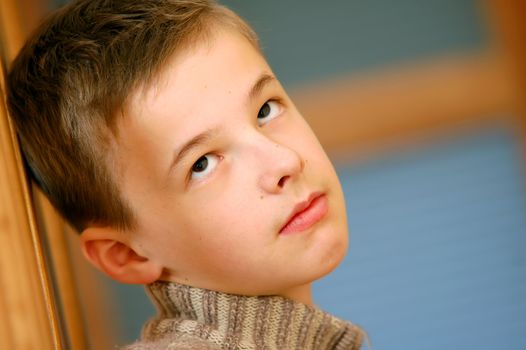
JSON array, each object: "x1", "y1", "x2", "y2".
[{"x1": 124, "y1": 281, "x2": 363, "y2": 350}]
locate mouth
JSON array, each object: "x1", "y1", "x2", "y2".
[{"x1": 279, "y1": 192, "x2": 329, "y2": 235}]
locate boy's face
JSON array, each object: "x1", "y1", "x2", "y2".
[{"x1": 117, "y1": 28, "x2": 349, "y2": 299}]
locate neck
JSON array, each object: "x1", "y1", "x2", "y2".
[{"x1": 279, "y1": 282, "x2": 313, "y2": 306}]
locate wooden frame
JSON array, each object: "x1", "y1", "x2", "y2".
[
  {"x1": 292, "y1": 52, "x2": 522, "y2": 159},
  {"x1": 484, "y1": 0, "x2": 526, "y2": 148},
  {"x1": 0, "y1": 34, "x2": 61, "y2": 350},
  {"x1": 0, "y1": 0, "x2": 87, "y2": 348}
]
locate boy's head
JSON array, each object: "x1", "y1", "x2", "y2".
[
  {"x1": 8, "y1": 0, "x2": 257, "y2": 233},
  {"x1": 8, "y1": 0, "x2": 349, "y2": 303}
]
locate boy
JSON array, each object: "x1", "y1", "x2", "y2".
[{"x1": 7, "y1": 0, "x2": 364, "y2": 349}]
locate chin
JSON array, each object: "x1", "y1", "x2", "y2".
[
  {"x1": 308, "y1": 227, "x2": 349, "y2": 283},
  {"x1": 325, "y1": 236, "x2": 348, "y2": 273}
]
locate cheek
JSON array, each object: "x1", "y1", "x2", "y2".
[
  {"x1": 288, "y1": 117, "x2": 329, "y2": 160},
  {"x1": 175, "y1": 189, "x2": 274, "y2": 248},
  {"x1": 295, "y1": 128, "x2": 336, "y2": 177},
  {"x1": 155, "y1": 198, "x2": 274, "y2": 275}
]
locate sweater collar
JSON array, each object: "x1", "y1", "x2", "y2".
[{"x1": 143, "y1": 280, "x2": 363, "y2": 350}]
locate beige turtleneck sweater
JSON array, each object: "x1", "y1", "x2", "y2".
[
  {"x1": 124, "y1": 282, "x2": 363, "y2": 350},
  {"x1": 124, "y1": 281, "x2": 364, "y2": 350}
]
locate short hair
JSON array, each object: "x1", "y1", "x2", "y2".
[{"x1": 7, "y1": 0, "x2": 258, "y2": 232}]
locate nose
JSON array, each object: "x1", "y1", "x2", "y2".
[{"x1": 257, "y1": 139, "x2": 304, "y2": 194}]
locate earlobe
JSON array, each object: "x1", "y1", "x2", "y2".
[{"x1": 80, "y1": 227, "x2": 162, "y2": 284}]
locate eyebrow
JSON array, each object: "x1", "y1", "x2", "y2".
[
  {"x1": 169, "y1": 128, "x2": 218, "y2": 174},
  {"x1": 249, "y1": 73, "x2": 276, "y2": 101},
  {"x1": 168, "y1": 73, "x2": 276, "y2": 174}
]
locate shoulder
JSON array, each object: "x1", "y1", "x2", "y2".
[{"x1": 122, "y1": 333, "x2": 221, "y2": 350}]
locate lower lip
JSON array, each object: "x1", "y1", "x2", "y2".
[{"x1": 280, "y1": 195, "x2": 329, "y2": 235}]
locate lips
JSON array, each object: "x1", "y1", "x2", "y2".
[{"x1": 279, "y1": 193, "x2": 329, "y2": 235}]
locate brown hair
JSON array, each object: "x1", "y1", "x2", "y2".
[{"x1": 7, "y1": 0, "x2": 258, "y2": 232}]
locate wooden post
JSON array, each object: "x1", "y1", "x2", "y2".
[
  {"x1": 483, "y1": 0, "x2": 526, "y2": 157},
  {"x1": 0, "y1": 0, "x2": 84, "y2": 348},
  {"x1": 0, "y1": 51, "x2": 61, "y2": 350}
]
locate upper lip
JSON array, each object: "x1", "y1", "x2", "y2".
[{"x1": 279, "y1": 191, "x2": 324, "y2": 233}]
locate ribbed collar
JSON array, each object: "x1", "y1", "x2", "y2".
[{"x1": 142, "y1": 281, "x2": 363, "y2": 350}]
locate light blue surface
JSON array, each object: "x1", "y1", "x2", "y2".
[{"x1": 314, "y1": 125, "x2": 526, "y2": 349}]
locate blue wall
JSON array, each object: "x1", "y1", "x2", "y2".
[{"x1": 315, "y1": 125, "x2": 526, "y2": 349}]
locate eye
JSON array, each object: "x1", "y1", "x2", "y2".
[
  {"x1": 257, "y1": 100, "x2": 282, "y2": 126},
  {"x1": 190, "y1": 154, "x2": 220, "y2": 180}
]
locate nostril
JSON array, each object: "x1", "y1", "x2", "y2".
[{"x1": 278, "y1": 175, "x2": 289, "y2": 188}]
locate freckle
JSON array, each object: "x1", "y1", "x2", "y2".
[{"x1": 260, "y1": 195, "x2": 264, "y2": 199}]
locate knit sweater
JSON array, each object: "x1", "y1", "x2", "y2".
[{"x1": 124, "y1": 281, "x2": 364, "y2": 350}]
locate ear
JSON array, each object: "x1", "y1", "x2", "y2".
[{"x1": 80, "y1": 226, "x2": 162, "y2": 284}]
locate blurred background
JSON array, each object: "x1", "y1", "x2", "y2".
[{"x1": 1, "y1": 0, "x2": 525, "y2": 349}]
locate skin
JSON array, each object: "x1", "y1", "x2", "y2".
[{"x1": 82, "y1": 28, "x2": 349, "y2": 306}]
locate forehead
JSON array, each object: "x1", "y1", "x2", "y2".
[{"x1": 127, "y1": 28, "x2": 269, "y2": 123}]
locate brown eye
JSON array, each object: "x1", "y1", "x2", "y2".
[
  {"x1": 190, "y1": 154, "x2": 220, "y2": 180},
  {"x1": 192, "y1": 156, "x2": 208, "y2": 173},
  {"x1": 258, "y1": 102, "x2": 271, "y2": 119},
  {"x1": 257, "y1": 100, "x2": 282, "y2": 126}
]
